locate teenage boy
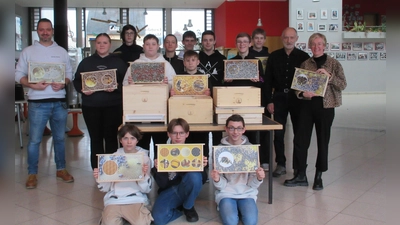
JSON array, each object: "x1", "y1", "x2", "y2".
[
  {"x1": 177, "y1": 31, "x2": 197, "y2": 60},
  {"x1": 151, "y1": 118, "x2": 208, "y2": 225},
  {"x1": 163, "y1": 34, "x2": 184, "y2": 74},
  {"x1": 93, "y1": 124, "x2": 153, "y2": 225},
  {"x1": 249, "y1": 28, "x2": 270, "y2": 57},
  {"x1": 114, "y1": 24, "x2": 144, "y2": 66}
]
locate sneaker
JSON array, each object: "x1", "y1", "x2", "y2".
[
  {"x1": 261, "y1": 163, "x2": 269, "y2": 171},
  {"x1": 56, "y1": 169, "x2": 74, "y2": 183},
  {"x1": 183, "y1": 207, "x2": 199, "y2": 222},
  {"x1": 26, "y1": 174, "x2": 37, "y2": 189},
  {"x1": 272, "y1": 165, "x2": 286, "y2": 177}
]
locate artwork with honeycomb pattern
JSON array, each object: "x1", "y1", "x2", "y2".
[
  {"x1": 81, "y1": 69, "x2": 118, "y2": 92},
  {"x1": 224, "y1": 59, "x2": 259, "y2": 80},
  {"x1": 28, "y1": 62, "x2": 65, "y2": 83}
]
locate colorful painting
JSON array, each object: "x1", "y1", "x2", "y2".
[
  {"x1": 156, "y1": 144, "x2": 204, "y2": 172},
  {"x1": 130, "y1": 62, "x2": 165, "y2": 83},
  {"x1": 173, "y1": 75, "x2": 208, "y2": 95},
  {"x1": 28, "y1": 62, "x2": 66, "y2": 83},
  {"x1": 291, "y1": 68, "x2": 329, "y2": 97},
  {"x1": 224, "y1": 59, "x2": 259, "y2": 80},
  {"x1": 213, "y1": 145, "x2": 259, "y2": 173},
  {"x1": 81, "y1": 69, "x2": 118, "y2": 92},
  {"x1": 97, "y1": 153, "x2": 144, "y2": 182}
]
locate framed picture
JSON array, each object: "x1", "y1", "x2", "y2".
[
  {"x1": 97, "y1": 153, "x2": 145, "y2": 182},
  {"x1": 291, "y1": 68, "x2": 329, "y2": 97},
  {"x1": 224, "y1": 59, "x2": 259, "y2": 80},
  {"x1": 130, "y1": 62, "x2": 165, "y2": 83},
  {"x1": 363, "y1": 42, "x2": 374, "y2": 51},
  {"x1": 28, "y1": 62, "x2": 66, "y2": 84},
  {"x1": 307, "y1": 51, "x2": 313, "y2": 57},
  {"x1": 256, "y1": 56, "x2": 268, "y2": 73},
  {"x1": 320, "y1": 9, "x2": 328, "y2": 19},
  {"x1": 295, "y1": 43, "x2": 307, "y2": 51},
  {"x1": 331, "y1": 9, "x2": 339, "y2": 19},
  {"x1": 213, "y1": 145, "x2": 259, "y2": 173},
  {"x1": 342, "y1": 43, "x2": 352, "y2": 51},
  {"x1": 16, "y1": 16, "x2": 22, "y2": 51},
  {"x1": 336, "y1": 52, "x2": 346, "y2": 61},
  {"x1": 369, "y1": 52, "x2": 379, "y2": 60},
  {"x1": 318, "y1": 23, "x2": 327, "y2": 32},
  {"x1": 352, "y1": 42, "x2": 362, "y2": 51},
  {"x1": 307, "y1": 21, "x2": 315, "y2": 32},
  {"x1": 380, "y1": 52, "x2": 386, "y2": 60},
  {"x1": 297, "y1": 22, "x2": 304, "y2": 31},
  {"x1": 172, "y1": 75, "x2": 208, "y2": 95},
  {"x1": 327, "y1": 52, "x2": 336, "y2": 59},
  {"x1": 81, "y1": 69, "x2": 118, "y2": 92},
  {"x1": 358, "y1": 52, "x2": 368, "y2": 60},
  {"x1": 296, "y1": 9, "x2": 304, "y2": 20},
  {"x1": 347, "y1": 52, "x2": 357, "y2": 60},
  {"x1": 374, "y1": 42, "x2": 385, "y2": 51},
  {"x1": 308, "y1": 11, "x2": 317, "y2": 19},
  {"x1": 156, "y1": 144, "x2": 204, "y2": 172},
  {"x1": 330, "y1": 42, "x2": 340, "y2": 51},
  {"x1": 329, "y1": 23, "x2": 339, "y2": 31},
  {"x1": 325, "y1": 43, "x2": 330, "y2": 51}
]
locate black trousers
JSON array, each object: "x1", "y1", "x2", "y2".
[
  {"x1": 82, "y1": 104, "x2": 122, "y2": 169},
  {"x1": 293, "y1": 97, "x2": 334, "y2": 172},
  {"x1": 272, "y1": 92, "x2": 302, "y2": 168}
]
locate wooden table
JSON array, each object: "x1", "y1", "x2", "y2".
[{"x1": 134, "y1": 116, "x2": 282, "y2": 204}]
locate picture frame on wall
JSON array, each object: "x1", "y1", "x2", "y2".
[
  {"x1": 318, "y1": 23, "x2": 327, "y2": 32},
  {"x1": 297, "y1": 9, "x2": 304, "y2": 20},
  {"x1": 331, "y1": 9, "x2": 339, "y2": 19},
  {"x1": 330, "y1": 42, "x2": 340, "y2": 51},
  {"x1": 307, "y1": 21, "x2": 315, "y2": 32},
  {"x1": 325, "y1": 43, "x2": 330, "y2": 51},
  {"x1": 347, "y1": 52, "x2": 357, "y2": 60},
  {"x1": 358, "y1": 52, "x2": 368, "y2": 60},
  {"x1": 363, "y1": 42, "x2": 374, "y2": 51},
  {"x1": 369, "y1": 52, "x2": 378, "y2": 60},
  {"x1": 320, "y1": 9, "x2": 328, "y2": 19},
  {"x1": 336, "y1": 52, "x2": 346, "y2": 61},
  {"x1": 380, "y1": 52, "x2": 386, "y2": 60},
  {"x1": 308, "y1": 11, "x2": 317, "y2": 19},
  {"x1": 327, "y1": 52, "x2": 336, "y2": 59},
  {"x1": 375, "y1": 42, "x2": 385, "y2": 51},
  {"x1": 297, "y1": 22, "x2": 304, "y2": 31},
  {"x1": 353, "y1": 42, "x2": 362, "y2": 51},
  {"x1": 329, "y1": 23, "x2": 339, "y2": 31},
  {"x1": 295, "y1": 43, "x2": 307, "y2": 51},
  {"x1": 342, "y1": 43, "x2": 352, "y2": 51}
]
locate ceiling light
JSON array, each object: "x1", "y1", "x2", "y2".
[
  {"x1": 143, "y1": 8, "x2": 148, "y2": 15},
  {"x1": 187, "y1": 19, "x2": 193, "y2": 27},
  {"x1": 183, "y1": 24, "x2": 188, "y2": 31},
  {"x1": 257, "y1": 1, "x2": 262, "y2": 27},
  {"x1": 102, "y1": 8, "x2": 107, "y2": 15}
]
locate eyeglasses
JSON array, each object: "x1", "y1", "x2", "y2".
[
  {"x1": 170, "y1": 131, "x2": 186, "y2": 136},
  {"x1": 236, "y1": 41, "x2": 249, "y2": 45},
  {"x1": 227, "y1": 127, "x2": 244, "y2": 132},
  {"x1": 125, "y1": 32, "x2": 135, "y2": 36}
]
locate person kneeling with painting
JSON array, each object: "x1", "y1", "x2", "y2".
[
  {"x1": 211, "y1": 114, "x2": 265, "y2": 225},
  {"x1": 93, "y1": 124, "x2": 153, "y2": 225},
  {"x1": 151, "y1": 118, "x2": 208, "y2": 224}
]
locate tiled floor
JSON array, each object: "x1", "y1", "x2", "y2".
[{"x1": 15, "y1": 93, "x2": 386, "y2": 225}]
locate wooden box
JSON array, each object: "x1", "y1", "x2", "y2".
[
  {"x1": 123, "y1": 84, "x2": 169, "y2": 123},
  {"x1": 213, "y1": 86, "x2": 261, "y2": 107},
  {"x1": 215, "y1": 113, "x2": 263, "y2": 124},
  {"x1": 169, "y1": 96, "x2": 213, "y2": 124}
]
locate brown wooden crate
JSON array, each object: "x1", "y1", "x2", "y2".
[
  {"x1": 215, "y1": 113, "x2": 263, "y2": 124},
  {"x1": 169, "y1": 96, "x2": 213, "y2": 124},
  {"x1": 214, "y1": 106, "x2": 264, "y2": 114},
  {"x1": 213, "y1": 86, "x2": 261, "y2": 107}
]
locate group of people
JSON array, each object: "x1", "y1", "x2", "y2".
[{"x1": 15, "y1": 17, "x2": 347, "y2": 225}]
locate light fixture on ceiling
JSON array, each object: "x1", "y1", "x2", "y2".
[
  {"x1": 102, "y1": 8, "x2": 107, "y2": 15},
  {"x1": 257, "y1": 1, "x2": 262, "y2": 27},
  {"x1": 183, "y1": 24, "x2": 188, "y2": 31},
  {"x1": 143, "y1": 8, "x2": 148, "y2": 15},
  {"x1": 187, "y1": 19, "x2": 193, "y2": 27}
]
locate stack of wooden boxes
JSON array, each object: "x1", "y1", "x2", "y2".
[{"x1": 213, "y1": 86, "x2": 264, "y2": 124}]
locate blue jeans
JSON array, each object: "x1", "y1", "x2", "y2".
[
  {"x1": 27, "y1": 101, "x2": 68, "y2": 174},
  {"x1": 152, "y1": 172, "x2": 203, "y2": 225},
  {"x1": 219, "y1": 198, "x2": 258, "y2": 225}
]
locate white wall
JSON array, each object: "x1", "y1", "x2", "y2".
[{"x1": 289, "y1": 0, "x2": 386, "y2": 93}]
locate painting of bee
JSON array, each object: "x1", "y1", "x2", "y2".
[{"x1": 213, "y1": 145, "x2": 260, "y2": 173}]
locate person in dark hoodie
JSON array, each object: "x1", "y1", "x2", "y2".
[
  {"x1": 113, "y1": 24, "x2": 144, "y2": 66},
  {"x1": 249, "y1": 28, "x2": 270, "y2": 58},
  {"x1": 163, "y1": 34, "x2": 184, "y2": 74},
  {"x1": 73, "y1": 33, "x2": 127, "y2": 170}
]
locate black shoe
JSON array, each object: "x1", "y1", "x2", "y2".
[
  {"x1": 183, "y1": 207, "x2": 199, "y2": 222},
  {"x1": 284, "y1": 174, "x2": 308, "y2": 187},
  {"x1": 312, "y1": 170, "x2": 323, "y2": 190}
]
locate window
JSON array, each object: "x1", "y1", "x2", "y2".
[
  {"x1": 129, "y1": 8, "x2": 163, "y2": 46},
  {"x1": 171, "y1": 9, "x2": 205, "y2": 50},
  {"x1": 85, "y1": 8, "x2": 121, "y2": 47}
]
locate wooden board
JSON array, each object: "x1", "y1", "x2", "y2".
[
  {"x1": 213, "y1": 86, "x2": 261, "y2": 107},
  {"x1": 213, "y1": 145, "x2": 260, "y2": 173},
  {"x1": 169, "y1": 96, "x2": 213, "y2": 124},
  {"x1": 97, "y1": 153, "x2": 144, "y2": 182},
  {"x1": 81, "y1": 69, "x2": 117, "y2": 92},
  {"x1": 224, "y1": 59, "x2": 259, "y2": 80},
  {"x1": 156, "y1": 144, "x2": 204, "y2": 172},
  {"x1": 291, "y1": 67, "x2": 329, "y2": 97},
  {"x1": 172, "y1": 75, "x2": 208, "y2": 95},
  {"x1": 214, "y1": 106, "x2": 264, "y2": 114},
  {"x1": 130, "y1": 62, "x2": 165, "y2": 83},
  {"x1": 215, "y1": 113, "x2": 263, "y2": 124},
  {"x1": 28, "y1": 62, "x2": 65, "y2": 83}
]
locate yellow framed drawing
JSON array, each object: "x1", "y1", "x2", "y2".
[
  {"x1": 213, "y1": 145, "x2": 260, "y2": 173},
  {"x1": 172, "y1": 75, "x2": 208, "y2": 95},
  {"x1": 81, "y1": 69, "x2": 118, "y2": 92},
  {"x1": 291, "y1": 67, "x2": 329, "y2": 97},
  {"x1": 28, "y1": 62, "x2": 65, "y2": 83},
  {"x1": 97, "y1": 153, "x2": 144, "y2": 182},
  {"x1": 156, "y1": 144, "x2": 204, "y2": 172}
]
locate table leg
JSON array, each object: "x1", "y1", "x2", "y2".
[
  {"x1": 67, "y1": 112, "x2": 84, "y2": 137},
  {"x1": 16, "y1": 104, "x2": 23, "y2": 148},
  {"x1": 268, "y1": 130, "x2": 273, "y2": 204}
]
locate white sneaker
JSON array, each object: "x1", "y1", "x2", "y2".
[{"x1": 261, "y1": 163, "x2": 269, "y2": 171}]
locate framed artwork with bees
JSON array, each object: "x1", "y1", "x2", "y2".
[
  {"x1": 291, "y1": 68, "x2": 329, "y2": 97},
  {"x1": 81, "y1": 69, "x2": 118, "y2": 92},
  {"x1": 130, "y1": 62, "x2": 165, "y2": 83},
  {"x1": 224, "y1": 59, "x2": 259, "y2": 80},
  {"x1": 213, "y1": 145, "x2": 260, "y2": 173},
  {"x1": 28, "y1": 62, "x2": 66, "y2": 83},
  {"x1": 96, "y1": 153, "x2": 145, "y2": 182},
  {"x1": 156, "y1": 144, "x2": 204, "y2": 172},
  {"x1": 172, "y1": 75, "x2": 208, "y2": 95}
]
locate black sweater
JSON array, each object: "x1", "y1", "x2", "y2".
[
  {"x1": 225, "y1": 53, "x2": 264, "y2": 88},
  {"x1": 113, "y1": 43, "x2": 143, "y2": 66},
  {"x1": 164, "y1": 54, "x2": 184, "y2": 74},
  {"x1": 198, "y1": 50, "x2": 227, "y2": 91},
  {"x1": 73, "y1": 53, "x2": 127, "y2": 107}
]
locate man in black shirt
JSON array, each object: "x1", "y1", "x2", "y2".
[
  {"x1": 163, "y1": 34, "x2": 184, "y2": 74},
  {"x1": 264, "y1": 27, "x2": 310, "y2": 177}
]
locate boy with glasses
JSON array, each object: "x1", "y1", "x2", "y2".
[
  {"x1": 211, "y1": 114, "x2": 265, "y2": 225},
  {"x1": 114, "y1": 24, "x2": 144, "y2": 66}
]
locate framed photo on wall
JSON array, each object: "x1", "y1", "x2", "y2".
[
  {"x1": 318, "y1": 23, "x2": 327, "y2": 32},
  {"x1": 369, "y1": 52, "x2": 378, "y2": 60},
  {"x1": 353, "y1": 42, "x2": 362, "y2": 51},
  {"x1": 297, "y1": 9, "x2": 304, "y2": 20},
  {"x1": 327, "y1": 52, "x2": 336, "y2": 59},
  {"x1": 295, "y1": 43, "x2": 307, "y2": 51},
  {"x1": 358, "y1": 52, "x2": 368, "y2": 60},
  {"x1": 297, "y1": 22, "x2": 304, "y2": 31},
  {"x1": 336, "y1": 52, "x2": 346, "y2": 61},
  {"x1": 363, "y1": 42, "x2": 374, "y2": 51},
  {"x1": 330, "y1": 42, "x2": 340, "y2": 51},
  {"x1": 320, "y1": 9, "x2": 328, "y2": 19},
  {"x1": 329, "y1": 23, "x2": 339, "y2": 31},
  {"x1": 342, "y1": 43, "x2": 352, "y2": 51},
  {"x1": 331, "y1": 9, "x2": 339, "y2": 19},
  {"x1": 308, "y1": 11, "x2": 317, "y2": 19},
  {"x1": 325, "y1": 43, "x2": 330, "y2": 51},
  {"x1": 307, "y1": 21, "x2": 315, "y2": 32},
  {"x1": 347, "y1": 52, "x2": 356, "y2": 60},
  {"x1": 374, "y1": 42, "x2": 385, "y2": 51},
  {"x1": 380, "y1": 52, "x2": 386, "y2": 60}
]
